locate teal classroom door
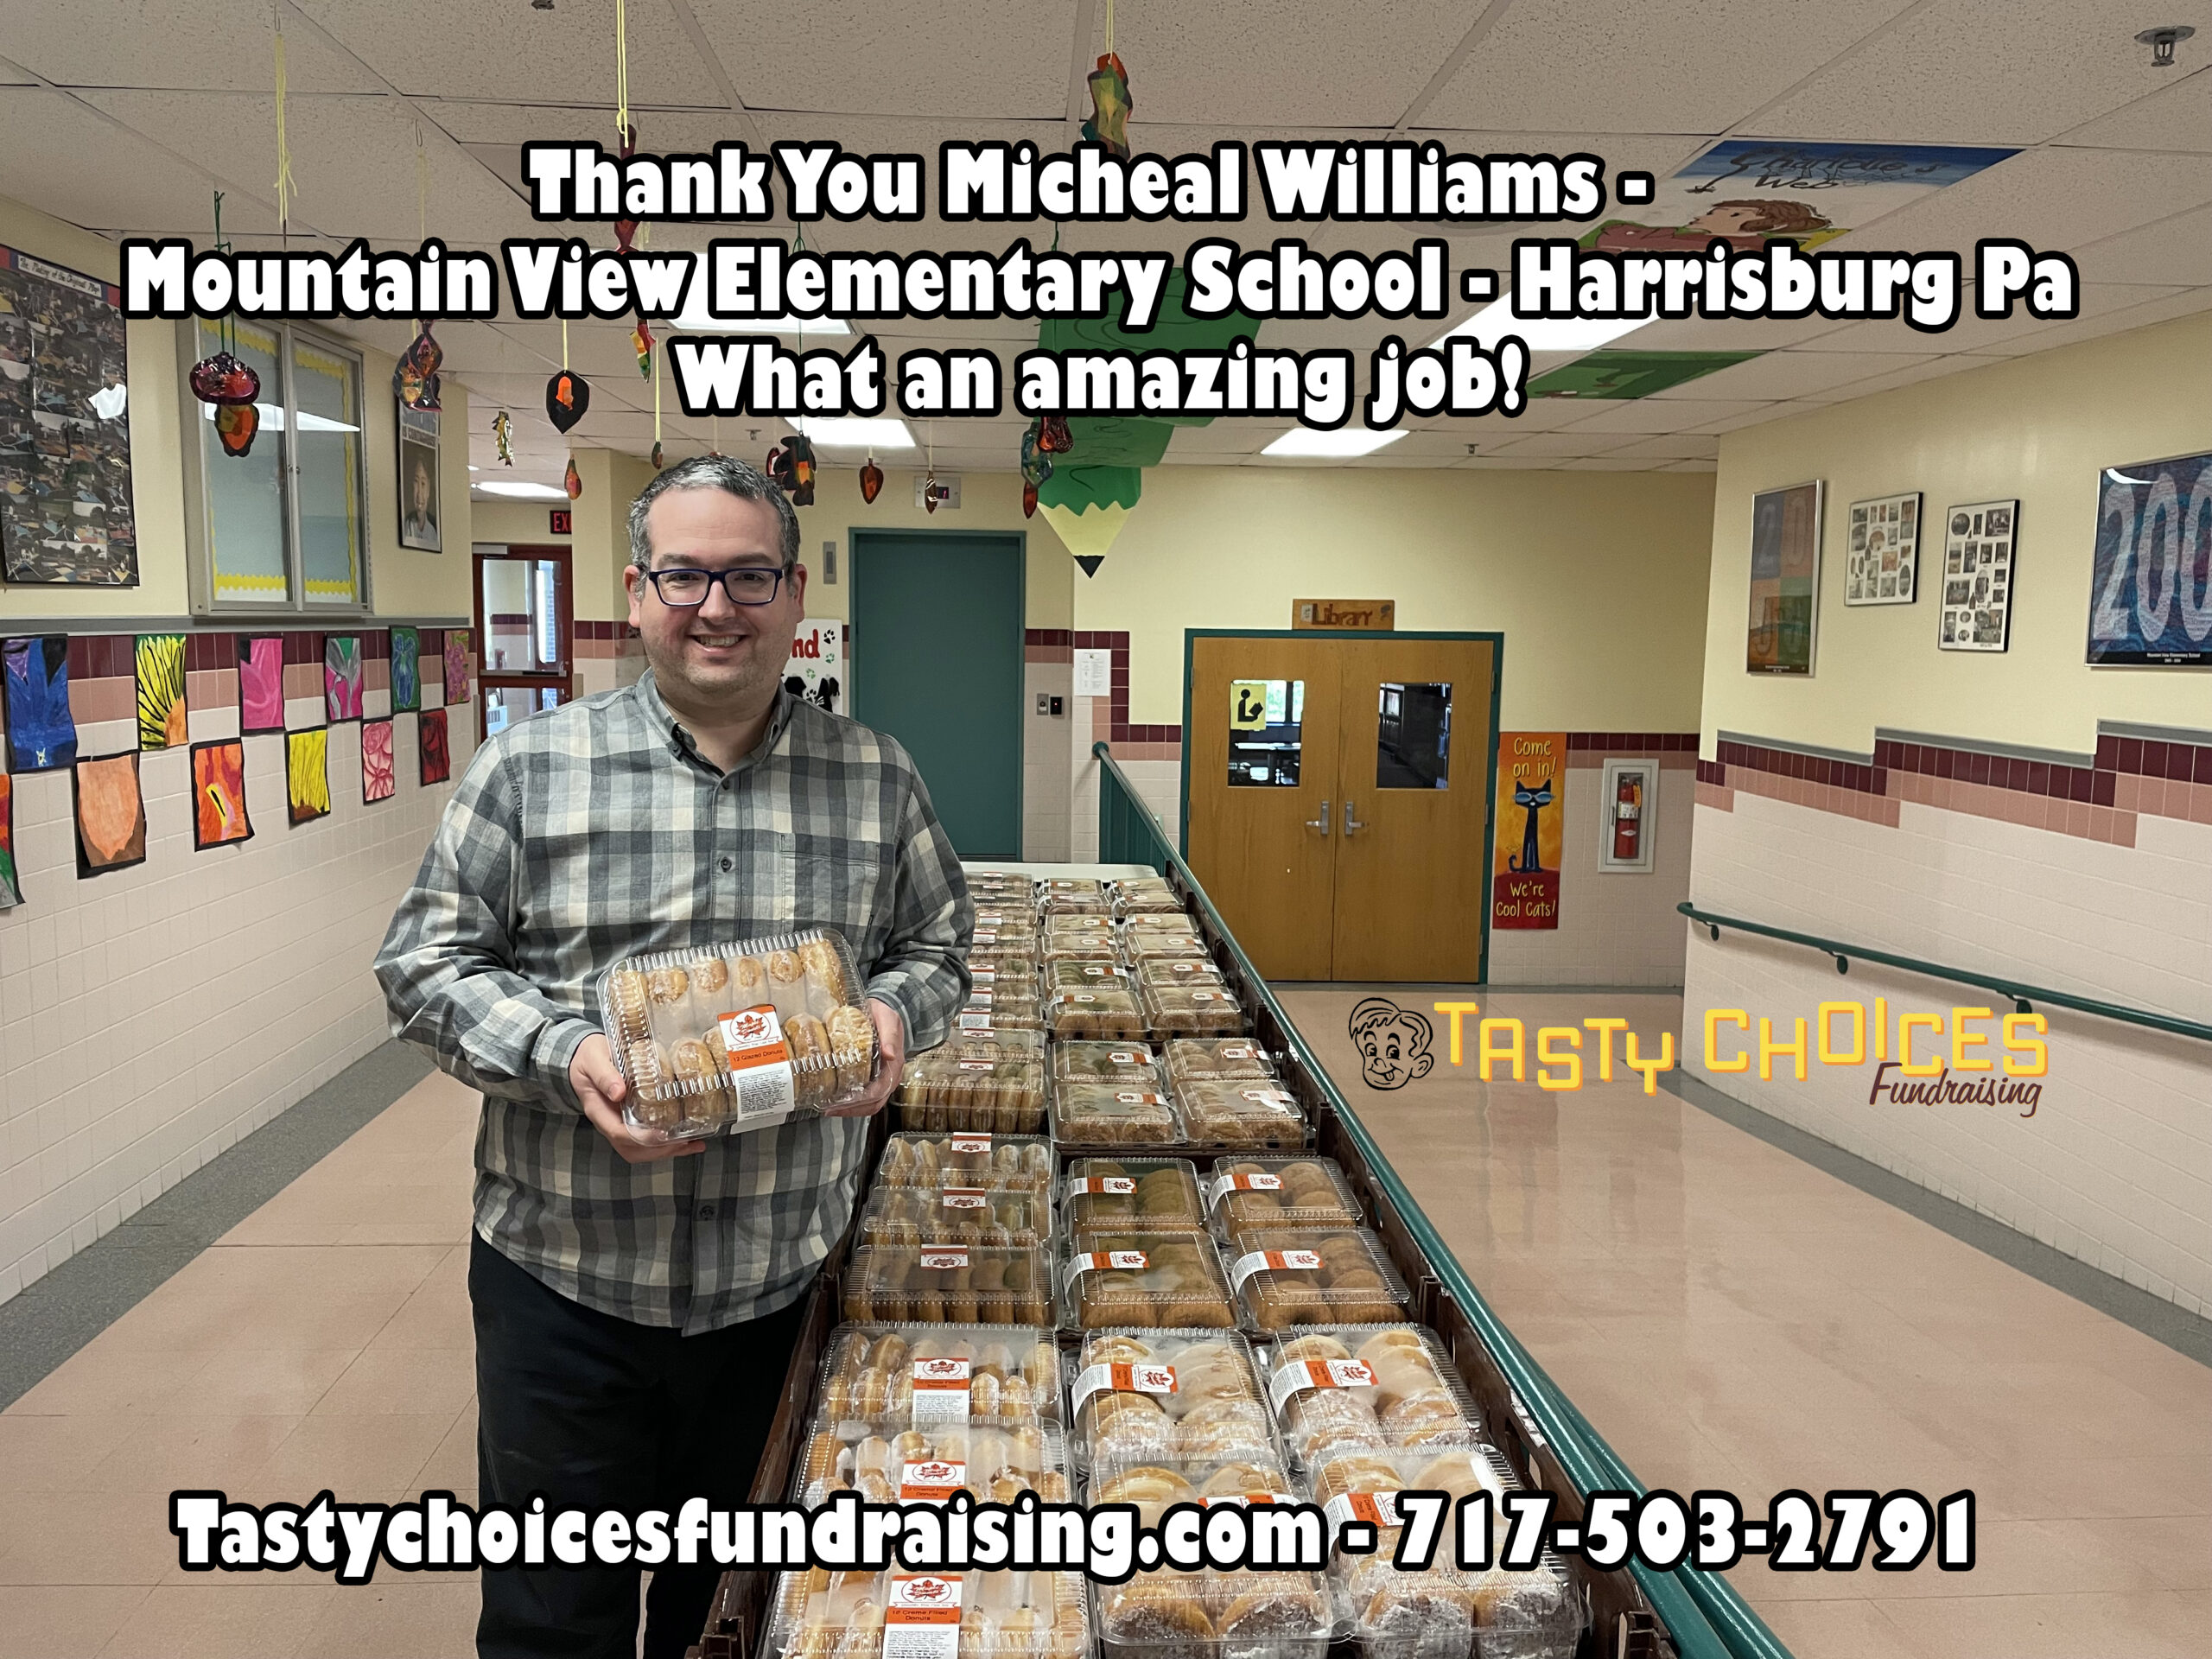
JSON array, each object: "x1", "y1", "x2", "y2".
[{"x1": 851, "y1": 531, "x2": 1025, "y2": 857}]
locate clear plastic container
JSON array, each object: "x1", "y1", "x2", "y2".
[
  {"x1": 1063, "y1": 1158, "x2": 1208, "y2": 1236},
  {"x1": 897, "y1": 1031, "x2": 1047, "y2": 1135},
  {"x1": 1225, "y1": 1229, "x2": 1412, "y2": 1332},
  {"x1": 844, "y1": 1223, "x2": 1055, "y2": 1327},
  {"x1": 1041, "y1": 878, "x2": 1113, "y2": 916},
  {"x1": 860, "y1": 1182, "x2": 1052, "y2": 1250},
  {"x1": 1048, "y1": 988, "x2": 1148, "y2": 1041},
  {"x1": 602, "y1": 931, "x2": 878, "y2": 1140},
  {"x1": 1141, "y1": 982, "x2": 1246, "y2": 1037},
  {"x1": 956, "y1": 981, "x2": 1045, "y2": 1034},
  {"x1": 1122, "y1": 933, "x2": 1211, "y2": 963},
  {"x1": 1054, "y1": 1042, "x2": 1164, "y2": 1087},
  {"x1": 809, "y1": 1325, "x2": 1064, "y2": 1435},
  {"x1": 1259, "y1": 1327, "x2": 1483, "y2": 1467},
  {"x1": 1046, "y1": 958, "x2": 1135, "y2": 989},
  {"x1": 878, "y1": 1132, "x2": 1055, "y2": 1194},
  {"x1": 1123, "y1": 911, "x2": 1204, "y2": 936},
  {"x1": 1205, "y1": 1159, "x2": 1363, "y2": 1235},
  {"x1": 969, "y1": 905, "x2": 1039, "y2": 943},
  {"x1": 1084, "y1": 1450, "x2": 1298, "y2": 1523},
  {"x1": 1111, "y1": 887, "x2": 1187, "y2": 918},
  {"x1": 766, "y1": 1564, "x2": 1090, "y2": 1659},
  {"x1": 1043, "y1": 934, "x2": 1126, "y2": 964},
  {"x1": 1062, "y1": 1234, "x2": 1238, "y2": 1332},
  {"x1": 1070, "y1": 1330, "x2": 1278, "y2": 1467},
  {"x1": 1052, "y1": 1081, "x2": 1181, "y2": 1144},
  {"x1": 1135, "y1": 958, "x2": 1228, "y2": 990},
  {"x1": 1175, "y1": 1083, "x2": 1306, "y2": 1150},
  {"x1": 1163, "y1": 1040, "x2": 1274, "y2": 1087},
  {"x1": 1313, "y1": 1444, "x2": 1583, "y2": 1659},
  {"x1": 1090, "y1": 1568, "x2": 1331, "y2": 1659}
]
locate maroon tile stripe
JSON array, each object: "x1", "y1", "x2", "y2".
[{"x1": 1702, "y1": 731, "x2": 2211, "y2": 804}]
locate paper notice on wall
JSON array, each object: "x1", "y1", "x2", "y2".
[
  {"x1": 788, "y1": 620, "x2": 845, "y2": 715},
  {"x1": 1492, "y1": 732, "x2": 1565, "y2": 931},
  {"x1": 1074, "y1": 647, "x2": 1112, "y2": 697}
]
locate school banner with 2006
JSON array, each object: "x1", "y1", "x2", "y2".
[{"x1": 1492, "y1": 732, "x2": 1564, "y2": 930}]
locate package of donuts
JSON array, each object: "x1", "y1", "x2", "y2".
[
  {"x1": 1046, "y1": 988, "x2": 1149, "y2": 1042},
  {"x1": 1135, "y1": 957, "x2": 1228, "y2": 990},
  {"x1": 1256, "y1": 1326, "x2": 1484, "y2": 1469},
  {"x1": 1203, "y1": 1158, "x2": 1363, "y2": 1236},
  {"x1": 1040, "y1": 877, "x2": 1114, "y2": 916},
  {"x1": 1053, "y1": 1041, "x2": 1165, "y2": 1087},
  {"x1": 1061, "y1": 1232, "x2": 1238, "y2": 1332},
  {"x1": 1050, "y1": 1081, "x2": 1182, "y2": 1146},
  {"x1": 1068, "y1": 1328, "x2": 1277, "y2": 1467},
  {"x1": 1309, "y1": 1443, "x2": 1583, "y2": 1659},
  {"x1": 600, "y1": 930, "x2": 878, "y2": 1141},
  {"x1": 766, "y1": 1564, "x2": 1091, "y2": 1659},
  {"x1": 876, "y1": 1131, "x2": 1055, "y2": 1196},
  {"x1": 1141, "y1": 982, "x2": 1246, "y2": 1038},
  {"x1": 1062, "y1": 1158, "x2": 1208, "y2": 1237},
  {"x1": 1223, "y1": 1228, "x2": 1414, "y2": 1332},
  {"x1": 859, "y1": 1180, "x2": 1053, "y2": 1255},
  {"x1": 844, "y1": 1179, "x2": 1055, "y2": 1327},
  {"x1": 806, "y1": 1325, "x2": 1064, "y2": 1440},
  {"x1": 1175, "y1": 1082, "x2": 1306, "y2": 1149},
  {"x1": 1046, "y1": 957, "x2": 1135, "y2": 991},
  {"x1": 1090, "y1": 1562, "x2": 1332, "y2": 1659},
  {"x1": 956, "y1": 976, "x2": 1046, "y2": 1034},
  {"x1": 1121, "y1": 931, "x2": 1211, "y2": 964},
  {"x1": 1041, "y1": 926, "x2": 1125, "y2": 963},
  {"x1": 1162, "y1": 1039, "x2": 1274, "y2": 1086},
  {"x1": 1109, "y1": 876, "x2": 1187, "y2": 918},
  {"x1": 896, "y1": 1031, "x2": 1047, "y2": 1135}
]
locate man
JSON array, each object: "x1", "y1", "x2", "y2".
[{"x1": 376, "y1": 454, "x2": 971, "y2": 1659}]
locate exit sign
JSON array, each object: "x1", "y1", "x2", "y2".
[{"x1": 549, "y1": 509, "x2": 572, "y2": 534}]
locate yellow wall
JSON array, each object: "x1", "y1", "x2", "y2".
[
  {"x1": 469, "y1": 498, "x2": 574, "y2": 550},
  {"x1": 0, "y1": 191, "x2": 469, "y2": 624},
  {"x1": 1074, "y1": 467, "x2": 1718, "y2": 728},
  {"x1": 1700, "y1": 310, "x2": 2212, "y2": 757}
]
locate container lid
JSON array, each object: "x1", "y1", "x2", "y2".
[
  {"x1": 1225, "y1": 1229, "x2": 1413, "y2": 1333},
  {"x1": 1063, "y1": 1158, "x2": 1207, "y2": 1234},
  {"x1": 1062, "y1": 1234, "x2": 1237, "y2": 1333},
  {"x1": 1205, "y1": 1158, "x2": 1362, "y2": 1230}
]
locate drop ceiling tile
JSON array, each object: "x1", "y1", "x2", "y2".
[
  {"x1": 1630, "y1": 315, "x2": 1853, "y2": 351},
  {"x1": 2072, "y1": 204, "x2": 2212, "y2": 285},
  {"x1": 1483, "y1": 431, "x2": 1643, "y2": 457},
  {"x1": 0, "y1": 86, "x2": 283, "y2": 238},
  {"x1": 1643, "y1": 350, "x2": 1936, "y2": 400},
  {"x1": 1555, "y1": 397, "x2": 1774, "y2": 433},
  {"x1": 1559, "y1": 455, "x2": 1674, "y2": 470},
  {"x1": 1782, "y1": 353, "x2": 1997, "y2": 400},
  {"x1": 8, "y1": 0, "x2": 376, "y2": 93},
  {"x1": 2060, "y1": 65, "x2": 2212, "y2": 151},
  {"x1": 1808, "y1": 282, "x2": 2186, "y2": 353},
  {"x1": 1661, "y1": 458, "x2": 1719, "y2": 473},
  {"x1": 1961, "y1": 285, "x2": 2212, "y2": 354},
  {"x1": 1831, "y1": 145, "x2": 2212, "y2": 259},
  {"x1": 1754, "y1": 0, "x2": 2212, "y2": 145},
  {"x1": 421, "y1": 103, "x2": 734, "y2": 148},
  {"x1": 1166, "y1": 423, "x2": 1281, "y2": 454},
  {"x1": 1606, "y1": 434, "x2": 1723, "y2": 460},
  {"x1": 1419, "y1": 0, "x2": 1916, "y2": 133},
  {"x1": 693, "y1": 3, "x2": 1074, "y2": 119},
  {"x1": 1683, "y1": 403, "x2": 1795, "y2": 434}
]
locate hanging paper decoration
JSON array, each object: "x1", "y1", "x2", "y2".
[
  {"x1": 546, "y1": 368, "x2": 591, "y2": 433},
  {"x1": 859, "y1": 455, "x2": 884, "y2": 504},
  {"x1": 493, "y1": 410, "x2": 514, "y2": 466},
  {"x1": 392, "y1": 321, "x2": 442, "y2": 410},
  {"x1": 1083, "y1": 52, "x2": 1133, "y2": 159},
  {"x1": 564, "y1": 457, "x2": 583, "y2": 500},
  {"x1": 652, "y1": 441, "x2": 665, "y2": 470},
  {"x1": 1038, "y1": 415, "x2": 1075, "y2": 454},
  {"x1": 188, "y1": 193, "x2": 260, "y2": 459},
  {"x1": 766, "y1": 434, "x2": 818, "y2": 505},
  {"x1": 632, "y1": 315, "x2": 654, "y2": 378},
  {"x1": 1020, "y1": 419, "x2": 1053, "y2": 519},
  {"x1": 189, "y1": 353, "x2": 259, "y2": 406},
  {"x1": 924, "y1": 469, "x2": 940, "y2": 515},
  {"x1": 214, "y1": 401, "x2": 260, "y2": 457},
  {"x1": 1039, "y1": 463, "x2": 1141, "y2": 561}
]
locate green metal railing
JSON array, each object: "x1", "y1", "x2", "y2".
[
  {"x1": 1680, "y1": 901, "x2": 2212, "y2": 1044},
  {"x1": 1094, "y1": 744, "x2": 1789, "y2": 1659}
]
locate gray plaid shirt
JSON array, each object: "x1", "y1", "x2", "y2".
[{"x1": 375, "y1": 671, "x2": 971, "y2": 1333}]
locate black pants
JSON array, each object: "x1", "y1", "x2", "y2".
[{"x1": 470, "y1": 1233, "x2": 810, "y2": 1659}]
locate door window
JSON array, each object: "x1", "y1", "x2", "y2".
[
  {"x1": 1376, "y1": 682, "x2": 1452, "y2": 789},
  {"x1": 1228, "y1": 678, "x2": 1304, "y2": 786}
]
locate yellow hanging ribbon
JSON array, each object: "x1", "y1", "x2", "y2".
[
  {"x1": 416, "y1": 124, "x2": 429, "y2": 244},
  {"x1": 613, "y1": 0, "x2": 631, "y2": 141},
  {"x1": 271, "y1": 15, "x2": 299, "y2": 227},
  {"x1": 1104, "y1": 0, "x2": 1115, "y2": 52}
]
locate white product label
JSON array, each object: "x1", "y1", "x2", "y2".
[
  {"x1": 1323, "y1": 1491, "x2": 1403, "y2": 1530},
  {"x1": 1205, "y1": 1171, "x2": 1285, "y2": 1209},
  {"x1": 941, "y1": 1188, "x2": 989, "y2": 1210},
  {"x1": 899, "y1": 1459, "x2": 968, "y2": 1502},
  {"x1": 1236, "y1": 1088, "x2": 1295, "y2": 1108},
  {"x1": 1113, "y1": 1090, "x2": 1165, "y2": 1105},
  {"x1": 714, "y1": 1005, "x2": 798, "y2": 1125},
  {"x1": 966, "y1": 990, "x2": 995, "y2": 1007},
  {"x1": 883, "y1": 1573, "x2": 963, "y2": 1659},
  {"x1": 1106, "y1": 1049, "x2": 1146, "y2": 1065},
  {"x1": 1065, "y1": 1176, "x2": 1137, "y2": 1199},
  {"x1": 1190, "y1": 990, "x2": 1231, "y2": 1003},
  {"x1": 969, "y1": 969, "x2": 995, "y2": 985},
  {"x1": 1070, "y1": 1360, "x2": 1179, "y2": 1415},
  {"x1": 1268, "y1": 1357, "x2": 1378, "y2": 1414},
  {"x1": 1064, "y1": 1250, "x2": 1148, "y2": 1293},
  {"x1": 1231, "y1": 1249, "x2": 1325, "y2": 1292},
  {"x1": 957, "y1": 1013, "x2": 995, "y2": 1032},
  {"x1": 909, "y1": 1357, "x2": 972, "y2": 1427},
  {"x1": 954, "y1": 1059, "x2": 996, "y2": 1071},
  {"x1": 949, "y1": 1134, "x2": 992, "y2": 1154},
  {"x1": 971, "y1": 930, "x2": 998, "y2": 944},
  {"x1": 918, "y1": 1248, "x2": 969, "y2": 1271}
]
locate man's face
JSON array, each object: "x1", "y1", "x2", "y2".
[{"x1": 625, "y1": 487, "x2": 806, "y2": 715}]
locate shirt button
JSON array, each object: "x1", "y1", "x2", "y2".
[
  {"x1": 698, "y1": 1204, "x2": 716, "y2": 1221},
  {"x1": 718, "y1": 856, "x2": 734, "y2": 873}
]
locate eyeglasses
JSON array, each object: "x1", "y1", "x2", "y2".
[{"x1": 642, "y1": 564, "x2": 791, "y2": 607}]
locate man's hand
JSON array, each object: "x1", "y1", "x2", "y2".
[
  {"x1": 824, "y1": 997, "x2": 906, "y2": 1117},
  {"x1": 570, "y1": 1033, "x2": 706, "y2": 1162}
]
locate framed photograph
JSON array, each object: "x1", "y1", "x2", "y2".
[
  {"x1": 2088, "y1": 450, "x2": 2211, "y2": 666},
  {"x1": 1844, "y1": 491, "x2": 1921, "y2": 605},
  {"x1": 1597, "y1": 757, "x2": 1658, "y2": 874},
  {"x1": 1939, "y1": 499, "x2": 2018, "y2": 652},
  {"x1": 1746, "y1": 480, "x2": 1822, "y2": 674},
  {"x1": 397, "y1": 403, "x2": 442, "y2": 553}
]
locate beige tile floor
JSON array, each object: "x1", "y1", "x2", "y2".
[
  {"x1": 1278, "y1": 988, "x2": 2212, "y2": 1659},
  {"x1": 3, "y1": 998, "x2": 2205, "y2": 1657}
]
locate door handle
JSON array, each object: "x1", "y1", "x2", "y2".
[
  {"x1": 1344, "y1": 798, "x2": 1368, "y2": 836},
  {"x1": 1305, "y1": 799, "x2": 1331, "y2": 835}
]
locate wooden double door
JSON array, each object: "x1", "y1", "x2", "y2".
[{"x1": 1185, "y1": 632, "x2": 1499, "y2": 982}]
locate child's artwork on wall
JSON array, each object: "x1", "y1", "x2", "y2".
[
  {"x1": 324, "y1": 635, "x2": 362, "y2": 722},
  {"x1": 1844, "y1": 492, "x2": 1921, "y2": 606},
  {"x1": 136, "y1": 632, "x2": 188, "y2": 749},
  {"x1": 418, "y1": 708, "x2": 451, "y2": 785},
  {"x1": 1938, "y1": 499, "x2": 2018, "y2": 652},
  {"x1": 442, "y1": 629, "x2": 470, "y2": 703},
  {"x1": 3, "y1": 635, "x2": 78, "y2": 771},
  {"x1": 287, "y1": 728, "x2": 330, "y2": 824},
  {"x1": 238, "y1": 634, "x2": 285, "y2": 734},
  {"x1": 191, "y1": 738, "x2": 251, "y2": 849},
  {"x1": 390, "y1": 626, "x2": 422, "y2": 712},
  {"x1": 1746, "y1": 481, "x2": 1822, "y2": 674},
  {"x1": 362, "y1": 717, "x2": 395, "y2": 803},
  {"x1": 0, "y1": 773, "x2": 21, "y2": 908},
  {"x1": 73, "y1": 753, "x2": 147, "y2": 876}
]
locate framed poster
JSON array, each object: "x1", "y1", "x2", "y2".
[
  {"x1": 1597, "y1": 757, "x2": 1658, "y2": 874},
  {"x1": 1746, "y1": 480, "x2": 1822, "y2": 674},
  {"x1": 1938, "y1": 499, "x2": 2018, "y2": 652},
  {"x1": 1845, "y1": 492, "x2": 1921, "y2": 605},
  {"x1": 397, "y1": 404, "x2": 442, "y2": 553},
  {"x1": 0, "y1": 244, "x2": 137, "y2": 585},
  {"x1": 2088, "y1": 451, "x2": 2211, "y2": 666}
]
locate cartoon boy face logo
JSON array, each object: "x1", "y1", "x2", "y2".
[{"x1": 1347, "y1": 997, "x2": 1434, "y2": 1091}]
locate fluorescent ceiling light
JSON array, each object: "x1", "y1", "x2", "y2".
[
  {"x1": 792, "y1": 416, "x2": 914, "y2": 449},
  {"x1": 198, "y1": 402, "x2": 359, "y2": 433},
  {"x1": 476, "y1": 480, "x2": 571, "y2": 499},
  {"x1": 1432, "y1": 300, "x2": 1649, "y2": 355},
  {"x1": 1261, "y1": 428, "x2": 1408, "y2": 459}
]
